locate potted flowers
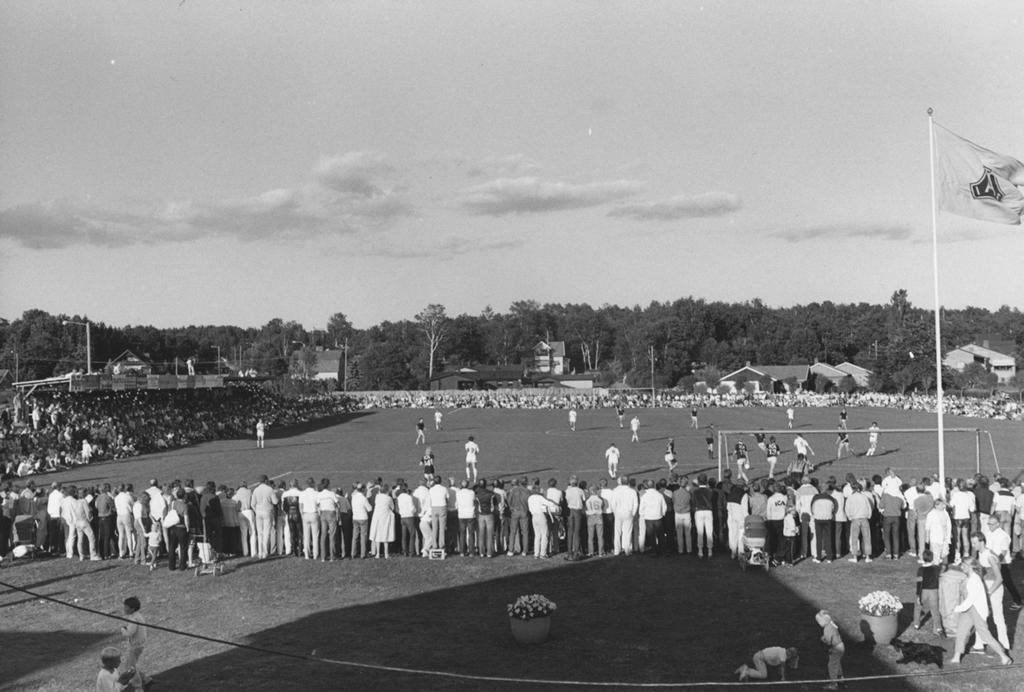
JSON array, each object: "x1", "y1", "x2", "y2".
[
  {"x1": 507, "y1": 594, "x2": 557, "y2": 644},
  {"x1": 858, "y1": 590, "x2": 903, "y2": 646}
]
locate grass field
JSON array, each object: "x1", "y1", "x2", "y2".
[{"x1": 2, "y1": 404, "x2": 1023, "y2": 691}]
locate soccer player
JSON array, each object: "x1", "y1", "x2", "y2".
[
  {"x1": 419, "y1": 447, "x2": 436, "y2": 480},
  {"x1": 255, "y1": 419, "x2": 266, "y2": 449},
  {"x1": 664, "y1": 438, "x2": 677, "y2": 472},
  {"x1": 705, "y1": 425, "x2": 716, "y2": 461},
  {"x1": 630, "y1": 415, "x2": 640, "y2": 443},
  {"x1": 690, "y1": 406, "x2": 699, "y2": 429},
  {"x1": 765, "y1": 436, "x2": 781, "y2": 479},
  {"x1": 866, "y1": 422, "x2": 880, "y2": 456},
  {"x1": 415, "y1": 417, "x2": 426, "y2": 445},
  {"x1": 835, "y1": 427, "x2": 853, "y2": 458},
  {"x1": 464, "y1": 436, "x2": 480, "y2": 483},
  {"x1": 615, "y1": 404, "x2": 625, "y2": 428},
  {"x1": 793, "y1": 433, "x2": 814, "y2": 475},
  {"x1": 434, "y1": 409, "x2": 443, "y2": 431},
  {"x1": 754, "y1": 430, "x2": 767, "y2": 459},
  {"x1": 605, "y1": 443, "x2": 621, "y2": 478},
  {"x1": 786, "y1": 406, "x2": 795, "y2": 429},
  {"x1": 838, "y1": 407, "x2": 848, "y2": 430},
  {"x1": 568, "y1": 407, "x2": 577, "y2": 432},
  {"x1": 733, "y1": 440, "x2": 750, "y2": 482}
]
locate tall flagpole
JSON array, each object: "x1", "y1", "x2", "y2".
[{"x1": 927, "y1": 108, "x2": 946, "y2": 484}]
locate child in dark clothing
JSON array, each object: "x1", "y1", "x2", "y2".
[{"x1": 914, "y1": 549, "x2": 944, "y2": 635}]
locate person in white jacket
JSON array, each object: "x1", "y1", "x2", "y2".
[
  {"x1": 950, "y1": 556, "x2": 1012, "y2": 665},
  {"x1": 610, "y1": 476, "x2": 639, "y2": 556},
  {"x1": 925, "y1": 499, "x2": 952, "y2": 565}
]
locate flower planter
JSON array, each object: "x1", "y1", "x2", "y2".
[
  {"x1": 510, "y1": 616, "x2": 551, "y2": 644},
  {"x1": 862, "y1": 613, "x2": 898, "y2": 646}
]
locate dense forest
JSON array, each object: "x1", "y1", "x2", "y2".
[{"x1": 2, "y1": 290, "x2": 1022, "y2": 393}]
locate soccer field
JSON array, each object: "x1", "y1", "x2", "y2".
[
  {"x1": 2, "y1": 405, "x2": 1022, "y2": 692},
  {"x1": 29, "y1": 404, "x2": 1022, "y2": 494}
]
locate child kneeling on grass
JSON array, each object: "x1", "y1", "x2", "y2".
[{"x1": 735, "y1": 646, "x2": 799, "y2": 681}]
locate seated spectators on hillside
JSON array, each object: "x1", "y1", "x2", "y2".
[{"x1": 0, "y1": 387, "x2": 353, "y2": 481}]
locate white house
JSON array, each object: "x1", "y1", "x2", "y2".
[
  {"x1": 944, "y1": 343, "x2": 1017, "y2": 383},
  {"x1": 523, "y1": 341, "x2": 566, "y2": 376}
]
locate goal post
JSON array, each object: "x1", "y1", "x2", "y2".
[{"x1": 716, "y1": 427, "x2": 986, "y2": 482}]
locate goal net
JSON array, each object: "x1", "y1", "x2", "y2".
[{"x1": 715, "y1": 427, "x2": 990, "y2": 483}]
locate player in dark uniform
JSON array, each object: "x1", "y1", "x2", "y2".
[
  {"x1": 835, "y1": 428, "x2": 853, "y2": 458},
  {"x1": 664, "y1": 438, "x2": 678, "y2": 472},
  {"x1": 754, "y1": 430, "x2": 767, "y2": 459},
  {"x1": 616, "y1": 404, "x2": 625, "y2": 428},
  {"x1": 838, "y1": 408, "x2": 848, "y2": 431},
  {"x1": 690, "y1": 406, "x2": 699, "y2": 429},
  {"x1": 705, "y1": 425, "x2": 715, "y2": 461}
]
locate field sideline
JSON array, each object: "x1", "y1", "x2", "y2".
[{"x1": 1, "y1": 405, "x2": 1022, "y2": 691}]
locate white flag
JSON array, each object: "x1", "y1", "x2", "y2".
[{"x1": 934, "y1": 124, "x2": 1024, "y2": 225}]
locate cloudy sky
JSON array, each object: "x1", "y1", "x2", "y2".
[{"x1": 2, "y1": 2, "x2": 1022, "y2": 329}]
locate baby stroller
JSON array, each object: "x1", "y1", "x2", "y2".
[
  {"x1": 739, "y1": 515, "x2": 770, "y2": 572},
  {"x1": 193, "y1": 519, "x2": 224, "y2": 577}
]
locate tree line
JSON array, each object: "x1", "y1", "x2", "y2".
[{"x1": 2, "y1": 290, "x2": 1022, "y2": 394}]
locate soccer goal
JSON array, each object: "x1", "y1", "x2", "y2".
[{"x1": 715, "y1": 427, "x2": 994, "y2": 483}]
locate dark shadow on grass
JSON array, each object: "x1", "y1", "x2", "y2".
[
  {"x1": 151, "y1": 555, "x2": 924, "y2": 691},
  {"x1": 1, "y1": 630, "x2": 109, "y2": 688},
  {"x1": 265, "y1": 411, "x2": 376, "y2": 439},
  {"x1": 0, "y1": 564, "x2": 120, "y2": 597}
]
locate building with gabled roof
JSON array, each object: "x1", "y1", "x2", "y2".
[
  {"x1": 717, "y1": 363, "x2": 809, "y2": 393},
  {"x1": 834, "y1": 361, "x2": 872, "y2": 388},
  {"x1": 429, "y1": 366, "x2": 525, "y2": 391},
  {"x1": 523, "y1": 341, "x2": 566, "y2": 376},
  {"x1": 944, "y1": 343, "x2": 1017, "y2": 384},
  {"x1": 109, "y1": 350, "x2": 153, "y2": 376}
]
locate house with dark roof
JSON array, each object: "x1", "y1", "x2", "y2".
[
  {"x1": 313, "y1": 349, "x2": 344, "y2": 381},
  {"x1": 429, "y1": 366, "x2": 525, "y2": 390},
  {"x1": 108, "y1": 350, "x2": 153, "y2": 376}
]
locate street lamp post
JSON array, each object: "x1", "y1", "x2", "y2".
[{"x1": 62, "y1": 319, "x2": 92, "y2": 374}]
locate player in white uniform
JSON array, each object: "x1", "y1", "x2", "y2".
[
  {"x1": 786, "y1": 407, "x2": 795, "y2": 429},
  {"x1": 464, "y1": 436, "x2": 480, "y2": 483},
  {"x1": 568, "y1": 407, "x2": 577, "y2": 432},
  {"x1": 605, "y1": 443, "x2": 621, "y2": 478},
  {"x1": 434, "y1": 409, "x2": 443, "y2": 431},
  {"x1": 866, "y1": 422, "x2": 880, "y2": 456},
  {"x1": 256, "y1": 419, "x2": 266, "y2": 449},
  {"x1": 630, "y1": 416, "x2": 640, "y2": 443},
  {"x1": 792, "y1": 434, "x2": 814, "y2": 475}
]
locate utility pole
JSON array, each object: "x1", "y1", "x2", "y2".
[
  {"x1": 215, "y1": 346, "x2": 221, "y2": 375},
  {"x1": 649, "y1": 344, "x2": 656, "y2": 403},
  {"x1": 61, "y1": 319, "x2": 92, "y2": 374},
  {"x1": 342, "y1": 338, "x2": 349, "y2": 391}
]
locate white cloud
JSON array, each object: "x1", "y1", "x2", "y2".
[
  {"x1": 769, "y1": 223, "x2": 912, "y2": 242},
  {"x1": 456, "y1": 176, "x2": 644, "y2": 216},
  {"x1": 0, "y1": 152, "x2": 412, "y2": 249},
  {"x1": 607, "y1": 192, "x2": 742, "y2": 221}
]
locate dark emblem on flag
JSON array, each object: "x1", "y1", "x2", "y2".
[{"x1": 970, "y1": 167, "x2": 1004, "y2": 202}]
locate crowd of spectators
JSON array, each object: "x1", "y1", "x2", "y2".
[
  {"x1": 0, "y1": 388, "x2": 351, "y2": 480},
  {"x1": 4, "y1": 465, "x2": 1023, "y2": 577},
  {"x1": 348, "y1": 389, "x2": 1022, "y2": 420}
]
